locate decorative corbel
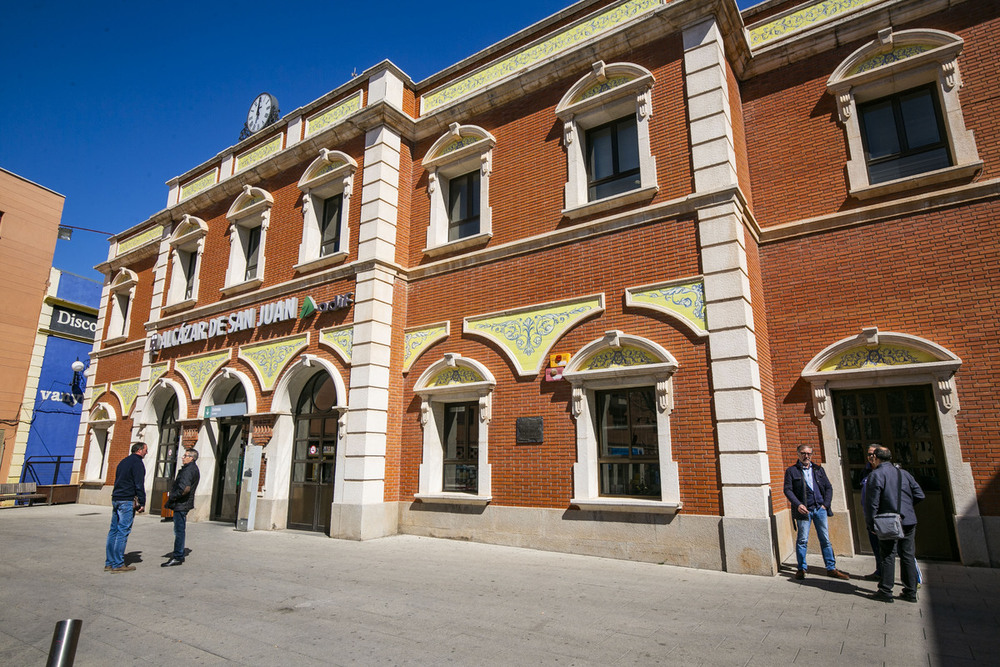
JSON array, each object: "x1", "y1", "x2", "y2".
[
  {"x1": 260, "y1": 206, "x2": 271, "y2": 231},
  {"x1": 656, "y1": 378, "x2": 673, "y2": 414},
  {"x1": 637, "y1": 88, "x2": 652, "y2": 120},
  {"x1": 319, "y1": 148, "x2": 334, "y2": 163},
  {"x1": 861, "y1": 326, "x2": 879, "y2": 347},
  {"x1": 571, "y1": 386, "x2": 584, "y2": 420},
  {"x1": 591, "y1": 60, "x2": 607, "y2": 83},
  {"x1": 563, "y1": 120, "x2": 575, "y2": 146},
  {"x1": 479, "y1": 392, "x2": 492, "y2": 424},
  {"x1": 480, "y1": 151, "x2": 492, "y2": 178},
  {"x1": 877, "y1": 27, "x2": 893, "y2": 52},
  {"x1": 443, "y1": 353, "x2": 460, "y2": 367},
  {"x1": 301, "y1": 353, "x2": 317, "y2": 367},
  {"x1": 342, "y1": 173, "x2": 353, "y2": 198},
  {"x1": 941, "y1": 59, "x2": 960, "y2": 91},
  {"x1": 602, "y1": 330, "x2": 622, "y2": 350},
  {"x1": 338, "y1": 409, "x2": 348, "y2": 438},
  {"x1": 812, "y1": 382, "x2": 829, "y2": 419},
  {"x1": 935, "y1": 375, "x2": 955, "y2": 413},
  {"x1": 836, "y1": 90, "x2": 853, "y2": 123},
  {"x1": 428, "y1": 170, "x2": 437, "y2": 195},
  {"x1": 420, "y1": 398, "x2": 431, "y2": 426}
]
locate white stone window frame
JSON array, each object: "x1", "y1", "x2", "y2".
[
  {"x1": 422, "y1": 123, "x2": 495, "y2": 257},
  {"x1": 801, "y1": 327, "x2": 990, "y2": 566},
  {"x1": 165, "y1": 215, "x2": 208, "y2": 309},
  {"x1": 414, "y1": 353, "x2": 495, "y2": 505},
  {"x1": 827, "y1": 28, "x2": 981, "y2": 200},
  {"x1": 556, "y1": 61, "x2": 658, "y2": 219},
  {"x1": 563, "y1": 331, "x2": 681, "y2": 513},
  {"x1": 222, "y1": 185, "x2": 273, "y2": 296},
  {"x1": 296, "y1": 149, "x2": 357, "y2": 272},
  {"x1": 105, "y1": 268, "x2": 138, "y2": 345},
  {"x1": 82, "y1": 402, "x2": 117, "y2": 482}
]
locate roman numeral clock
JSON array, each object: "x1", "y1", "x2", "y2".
[{"x1": 239, "y1": 92, "x2": 279, "y2": 140}]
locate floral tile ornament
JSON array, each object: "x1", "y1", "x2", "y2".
[
  {"x1": 430, "y1": 366, "x2": 485, "y2": 387},
  {"x1": 625, "y1": 278, "x2": 707, "y2": 337},
  {"x1": 819, "y1": 344, "x2": 938, "y2": 371},
  {"x1": 465, "y1": 294, "x2": 604, "y2": 377},
  {"x1": 581, "y1": 345, "x2": 660, "y2": 370},
  {"x1": 305, "y1": 91, "x2": 364, "y2": 137},
  {"x1": 236, "y1": 134, "x2": 284, "y2": 173},
  {"x1": 749, "y1": 0, "x2": 878, "y2": 47},
  {"x1": 238, "y1": 335, "x2": 310, "y2": 392},
  {"x1": 403, "y1": 322, "x2": 450, "y2": 373},
  {"x1": 110, "y1": 379, "x2": 141, "y2": 416},
  {"x1": 116, "y1": 226, "x2": 162, "y2": 256},
  {"x1": 149, "y1": 362, "x2": 169, "y2": 387},
  {"x1": 175, "y1": 350, "x2": 231, "y2": 400},
  {"x1": 850, "y1": 44, "x2": 931, "y2": 75},
  {"x1": 421, "y1": 0, "x2": 664, "y2": 113},
  {"x1": 90, "y1": 384, "x2": 107, "y2": 409},
  {"x1": 319, "y1": 326, "x2": 354, "y2": 364},
  {"x1": 179, "y1": 168, "x2": 218, "y2": 201}
]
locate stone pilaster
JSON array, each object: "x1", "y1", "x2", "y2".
[{"x1": 685, "y1": 17, "x2": 775, "y2": 575}]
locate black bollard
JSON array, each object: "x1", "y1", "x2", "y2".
[{"x1": 46, "y1": 619, "x2": 82, "y2": 667}]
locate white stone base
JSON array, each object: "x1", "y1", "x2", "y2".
[
  {"x1": 78, "y1": 484, "x2": 112, "y2": 507},
  {"x1": 721, "y1": 516, "x2": 777, "y2": 575},
  {"x1": 773, "y1": 507, "x2": 855, "y2": 565},
  {"x1": 329, "y1": 501, "x2": 399, "y2": 540},
  {"x1": 400, "y1": 502, "x2": 725, "y2": 571}
]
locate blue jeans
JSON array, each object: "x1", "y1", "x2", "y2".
[
  {"x1": 795, "y1": 507, "x2": 836, "y2": 571},
  {"x1": 171, "y1": 510, "x2": 188, "y2": 560},
  {"x1": 105, "y1": 500, "x2": 135, "y2": 568}
]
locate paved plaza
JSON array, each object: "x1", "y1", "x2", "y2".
[{"x1": 1, "y1": 504, "x2": 997, "y2": 665}]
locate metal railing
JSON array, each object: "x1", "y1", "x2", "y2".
[{"x1": 21, "y1": 455, "x2": 74, "y2": 485}]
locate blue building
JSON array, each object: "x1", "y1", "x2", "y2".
[{"x1": 8, "y1": 269, "x2": 100, "y2": 491}]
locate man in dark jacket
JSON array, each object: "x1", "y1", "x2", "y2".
[
  {"x1": 105, "y1": 442, "x2": 148, "y2": 573},
  {"x1": 783, "y1": 444, "x2": 849, "y2": 580},
  {"x1": 864, "y1": 446, "x2": 925, "y2": 603},
  {"x1": 162, "y1": 448, "x2": 200, "y2": 567}
]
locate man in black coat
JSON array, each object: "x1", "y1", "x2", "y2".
[
  {"x1": 864, "y1": 446, "x2": 924, "y2": 603},
  {"x1": 162, "y1": 448, "x2": 200, "y2": 567},
  {"x1": 783, "y1": 444, "x2": 849, "y2": 580}
]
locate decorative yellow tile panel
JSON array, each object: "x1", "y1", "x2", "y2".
[
  {"x1": 320, "y1": 326, "x2": 354, "y2": 364},
  {"x1": 582, "y1": 346, "x2": 659, "y2": 370},
  {"x1": 110, "y1": 379, "x2": 140, "y2": 416},
  {"x1": 179, "y1": 169, "x2": 218, "y2": 201},
  {"x1": 849, "y1": 44, "x2": 931, "y2": 75},
  {"x1": 175, "y1": 350, "x2": 230, "y2": 400},
  {"x1": 305, "y1": 91, "x2": 364, "y2": 137},
  {"x1": 116, "y1": 226, "x2": 162, "y2": 255},
  {"x1": 422, "y1": 0, "x2": 665, "y2": 112},
  {"x1": 819, "y1": 345, "x2": 938, "y2": 371},
  {"x1": 430, "y1": 366, "x2": 485, "y2": 387},
  {"x1": 149, "y1": 362, "x2": 169, "y2": 386},
  {"x1": 403, "y1": 323, "x2": 449, "y2": 372},
  {"x1": 238, "y1": 335, "x2": 309, "y2": 392},
  {"x1": 749, "y1": 0, "x2": 878, "y2": 47},
  {"x1": 626, "y1": 279, "x2": 706, "y2": 337},
  {"x1": 236, "y1": 134, "x2": 284, "y2": 172},
  {"x1": 465, "y1": 295, "x2": 604, "y2": 377}
]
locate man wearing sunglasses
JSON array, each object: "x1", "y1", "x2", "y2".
[{"x1": 783, "y1": 444, "x2": 850, "y2": 580}]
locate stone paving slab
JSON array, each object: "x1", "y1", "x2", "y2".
[{"x1": 2, "y1": 504, "x2": 998, "y2": 665}]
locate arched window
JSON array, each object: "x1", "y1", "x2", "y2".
[
  {"x1": 151, "y1": 394, "x2": 181, "y2": 515},
  {"x1": 289, "y1": 372, "x2": 339, "y2": 532}
]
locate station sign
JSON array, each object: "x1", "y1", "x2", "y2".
[{"x1": 203, "y1": 402, "x2": 248, "y2": 419}]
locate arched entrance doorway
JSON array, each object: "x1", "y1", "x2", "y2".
[
  {"x1": 288, "y1": 372, "x2": 338, "y2": 533},
  {"x1": 151, "y1": 394, "x2": 180, "y2": 515},
  {"x1": 212, "y1": 384, "x2": 248, "y2": 524}
]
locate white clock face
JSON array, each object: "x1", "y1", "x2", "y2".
[{"x1": 247, "y1": 94, "x2": 273, "y2": 133}]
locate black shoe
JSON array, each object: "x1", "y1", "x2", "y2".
[
  {"x1": 899, "y1": 593, "x2": 918, "y2": 603},
  {"x1": 871, "y1": 591, "x2": 894, "y2": 603},
  {"x1": 161, "y1": 558, "x2": 184, "y2": 567},
  {"x1": 863, "y1": 571, "x2": 880, "y2": 581}
]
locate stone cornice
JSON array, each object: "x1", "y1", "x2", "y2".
[{"x1": 759, "y1": 178, "x2": 1000, "y2": 244}]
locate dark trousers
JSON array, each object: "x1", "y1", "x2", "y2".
[
  {"x1": 878, "y1": 524, "x2": 917, "y2": 596},
  {"x1": 171, "y1": 509, "x2": 188, "y2": 560},
  {"x1": 868, "y1": 529, "x2": 882, "y2": 575}
]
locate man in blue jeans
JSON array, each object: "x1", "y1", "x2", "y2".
[
  {"x1": 162, "y1": 448, "x2": 200, "y2": 567},
  {"x1": 783, "y1": 444, "x2": 850, "y2": 580},
  {"x1": 105, "y1": 442, "x2": 148, "y2": 573}
]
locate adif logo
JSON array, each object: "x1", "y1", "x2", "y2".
[{"x1": 301, "y1": 293, "x2": 354, "y2": 317}]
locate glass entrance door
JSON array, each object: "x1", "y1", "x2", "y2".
[
  {"x1": 212, "y1": 418, "x2": 246, "y2": 524},
  {"x1": 288, "y1": 373, "x2": 338, "y2": 533},
  {"x1": 832, "y1": 385, "x2": 958, "y2": 560},
  {"x1": 151, "y1": 395, "x2": 180, "y2": 515}
]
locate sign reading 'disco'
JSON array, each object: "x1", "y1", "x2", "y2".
[
  {"x1": 150, "y1": 292, "x2": 354, "y2": 352},
  {"x1": 49, "y1": 305, "x2": 98, "y2": 340}
]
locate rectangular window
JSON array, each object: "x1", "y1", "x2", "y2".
[
  {"x1": 320, "y1": 194, "x2": 343, "y2": 257},
  {"x1": 114, "y1": 292, "x2": 130, "y2": 337},
  {"x1": 443, "y1": 402, "x2": 479, "y2": 493},
  {"x1": 244, "y1": 225, "x2": 262, "y2": 281},
  {"x1": 447, "y1": 171, "x2": 480, "y2": 242},
  {"x1": 181, "y1": 251, "x2": 197, "y2": 300},
  {"x1": 859, "y1": 85, "x2": 951, "y2": 185},
  {"x1": 596, "y1": 387, "x2": 660, "y2": 497},
  {"x1": 586, "y1": 116, "x2": 640, "y2": 201}
]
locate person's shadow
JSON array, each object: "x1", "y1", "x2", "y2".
[{"x1": 123, "y1": 551, "x2": 143, "y2": 565}]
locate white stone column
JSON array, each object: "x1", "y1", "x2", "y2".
[
  {"x1": 685, "y1": 17, "x2": 775, "y2": 575},
  {"x1": 330, "y1": 124, "x2": 401, "y2": 540}
]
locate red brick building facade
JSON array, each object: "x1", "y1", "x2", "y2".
[{"x1": 79, "y1": 0, "x2": 999, "y2": 574}]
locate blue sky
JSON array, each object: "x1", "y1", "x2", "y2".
[{"x1": 2, "y1": 0, "x2": 758, "y2": 283}]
